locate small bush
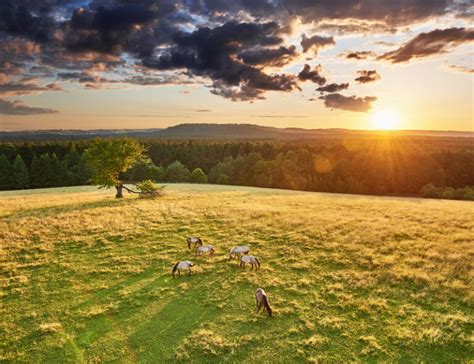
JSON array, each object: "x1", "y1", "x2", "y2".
[{"x1": 136, "y1": 180, "x2": 165, "y2": 198}]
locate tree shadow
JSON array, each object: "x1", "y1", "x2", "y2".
[{"x1": 2, "y1": 197, "x2": 139, "y2": 220}]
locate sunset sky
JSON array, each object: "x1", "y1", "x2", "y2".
[{"x1": 0, "y1": 0, "x2": 473, "y2": 131}]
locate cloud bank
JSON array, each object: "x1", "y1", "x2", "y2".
[{"x1": 0, "y1": 0, "x2": 471, "y2": 112}]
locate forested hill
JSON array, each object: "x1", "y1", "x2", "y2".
[{"x1": 1, "y1": 123, "x2": 472, "y2": 141}]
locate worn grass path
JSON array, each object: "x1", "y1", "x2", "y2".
[{"x1": 1, "y1": 184, "x2": 473, "y2": 363}]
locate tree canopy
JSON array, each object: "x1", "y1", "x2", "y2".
[{"x1": 85, "y1": 138, "x2": 144, "y2": 188}]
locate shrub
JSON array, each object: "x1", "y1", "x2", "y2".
[{"x1": 135, "y1": 180, "x2": 165, "y2": 198}]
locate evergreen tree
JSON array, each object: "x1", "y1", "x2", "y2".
[
  {"x1": 63, "y1": 149, "x2": 81, "y2": 185},
  {"x1": 50, "y1": 153, "x2": 68, "y2": 187},
  {"x1": 190, "y1": 168, "x2": 208, "y2": 183},
  {"x1": 11, "y1": 155, "x2": 29, "y2": 189},
  {"x1": 208, "y1": 157, "x2": 234, "y2": 183},
  {"x1": 0, "y1": 155, "x2": 13, "y2": 190},
  {"x1": 216, "y1": 174, "x2": 230, "y2": 185},
  {"x1": 29, "y1": 155, "x2": 41, "y2": 188},
  {"x1": 77, "y1": 152, "x2": 91, "y2": 185},
  {"x1": 165, "y1": 161, "x2": 191, "y2": 182},
  {"x1": 30, "y1": 154, "x2": 53, "y2": 188}
]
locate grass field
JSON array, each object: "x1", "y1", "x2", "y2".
[{"x1": 1, "y1": 184, "x2": 473, "y2": 363}]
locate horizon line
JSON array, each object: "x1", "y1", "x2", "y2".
[{"x1": 1, "y1": 122, "x2": 473, "y2": 134}]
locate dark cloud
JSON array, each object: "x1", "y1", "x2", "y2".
[
  {"x1": 355, "y1": 70, "x2": 381, "y2": 83},
  {"x1": 300, "y1": 34, "x2": 335, "y2": 54},
  {"x1": 0, "y1": 1, "x2": 57, "y2": 43},
  {"x1": 452, "y1": 1, "x2": 473, "y2": 19},
  {"x1": 58, "y1": 72, "x2": 99, "y2": 83},
  {"x1": 143, "y1": 21, "x2": 299, "y2": 100},
  {"x1": 378, "y1": 27, "x2": 474, "y2": 63},
  {"x1": 0, "y1": 0, "x2": 466, "y2": 102},
  {"x1": 65, "y1": 4, "x2": 158, "y2": 54},
  {"x1": 284, "y1": 0, "x2": 450, "y2": 27},
  {"x1": 238, "y1": 45, "x2": 297, "y2": 67},
  {"x1": 209, "y1": 80, "x2": 265, "y2": 102},
  {"x1": 0, "y1": 98, "x2": 58, "y2": 115},
  {"x1": 0, "y1": 80, "x2": 62, "y2": 97},
  {"x1": 298, "y1": 64, "x2": 326, "y2": 85},
  {"x1": 340, "y1": 51, "x2": 375, "y2": 60},
  {"x1": 319, "y1": 93, "x2": 377, "y2": 112},
  {"x1": 187, "y1": 0, "x2": 452, "y2": 28},
  {"x1": 196, "y1": 0, "x2": 453, "y2": 28},
  {"x1": 316, "y1": 83, "x2": 349, "y2": 93}
]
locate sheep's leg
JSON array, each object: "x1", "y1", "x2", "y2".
[{"x1": 257, "y1": 302, "x2": 262, "y2": 314}]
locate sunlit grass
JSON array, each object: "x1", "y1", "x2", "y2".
[{"x1": 1, "y1": 185, "x2": 473, "y2": 362}]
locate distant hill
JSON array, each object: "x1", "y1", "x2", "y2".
[{"x1": 1, "y1": 123, "x2": 472, "y2": 141}]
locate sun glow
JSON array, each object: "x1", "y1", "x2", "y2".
[{"x1": 371, "y1": 109, "x2": 400, "y2": 130}]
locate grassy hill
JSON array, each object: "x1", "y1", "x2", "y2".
[{"x1": 1, "y1": 185, "x2": 473, "y2": 363}]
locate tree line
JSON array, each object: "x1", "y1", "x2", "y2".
[{"x1": 0, "y1": 137, "x2": 472, "y2": 200}]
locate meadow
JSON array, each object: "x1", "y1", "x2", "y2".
[{"x1": 1, "y1": 184, "x2": 473, "y2": 363}]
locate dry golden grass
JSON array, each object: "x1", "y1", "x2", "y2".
[{"x1": 0, "y1": 184, "x2": 473, "y2": 362}]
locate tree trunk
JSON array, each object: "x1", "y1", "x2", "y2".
[{"x1": 115, "y1": 183, "x2": 124, "y2": 198}]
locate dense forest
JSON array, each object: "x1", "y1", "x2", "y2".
[{"x1": 0, "y1": 136, "x2": 473, "y2": 200}]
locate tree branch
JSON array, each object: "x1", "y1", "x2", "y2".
[
  {"x1": 121, "y1": 184, "x2": 140, "y2": 194},
  {"x1": 121, "y1": 183, "x2": 165, "y2": 198}
]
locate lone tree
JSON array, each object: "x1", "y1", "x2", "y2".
[{"x1": 85, "y1": 138, "x2": 145, "y2": 198}]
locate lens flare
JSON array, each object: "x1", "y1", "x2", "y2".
[{"x1": 371, "y1": 109, "x2": 400, "y2": 130}]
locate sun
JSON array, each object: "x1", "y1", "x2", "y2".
[{"x1": 371, "y1": 109, "x2": 400, "y2": 130}]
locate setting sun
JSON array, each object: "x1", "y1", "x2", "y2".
[{"x1": 371, "y1": 109, "x2": 400, "y2": 130}]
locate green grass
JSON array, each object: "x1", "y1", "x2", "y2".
[{"x1": 1, "y1": 184, "x2": 473, "y2": 363}]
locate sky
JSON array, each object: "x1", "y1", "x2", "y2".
[{"x1": 0, "y1": 0, "x2": 473, "y2": 131}]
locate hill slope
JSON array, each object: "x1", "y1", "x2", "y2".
[
  {"x1": 1, "y1": 185, "x2": 473, "y2": 362},
  {"x1": 1, "y1": 123, "x2": 472, "y2": 141}
]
